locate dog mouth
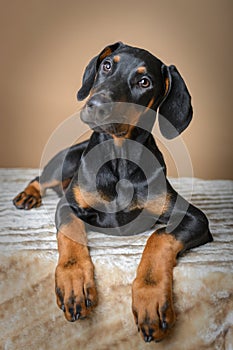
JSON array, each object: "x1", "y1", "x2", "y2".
[
  {"x1": 113, "y1": 129, "x2": 129, "y2": 137},
  {"x1": 80, "y1": 108, "x2": 131, "y2": 137},
  {"x1": 91, "y1": 123, "x2": 130, "y2": 137}
]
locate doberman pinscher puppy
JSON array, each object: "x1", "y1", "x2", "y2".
[{"x1": 13, "y1": 42, "x2": 213, "y2": 343}]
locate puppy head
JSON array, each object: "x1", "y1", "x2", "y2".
[{"x1": 77, "y1": 42, "x2": 192, "y2": 139}]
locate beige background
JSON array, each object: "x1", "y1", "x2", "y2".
[{"x1": 0, "y1": 0, "x2": 232, "y2": 179}]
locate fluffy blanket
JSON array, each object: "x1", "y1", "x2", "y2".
[{"x1": 0, "y1": 169, "x2": 232, "y2": 350}]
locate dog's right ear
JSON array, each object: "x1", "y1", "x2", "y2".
[{"x1": 77, "y1": 42, "x2": 124, "y2": 101}]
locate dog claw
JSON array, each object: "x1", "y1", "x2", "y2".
[
  {"x1": 144, "y1": 335, "x2": 153, "y2": 343},
  {"x1": 161, "y1": 320, "x2": 168, "y2": 330},
  {"x1": 76, "y1": 313, "x2": 80, "y2": 320},
  {"x1": 71, "y1": 315, "x2": 76, "y2": 322},
  {"x1": 86, "y1": 299, "x2": 92, "y2": 308}
]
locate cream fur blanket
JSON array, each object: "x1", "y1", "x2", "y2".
[{"x1": 0, "y1": 169, "x2": 232, "y2": 350}]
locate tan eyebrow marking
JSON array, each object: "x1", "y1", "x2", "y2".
[
  {"x1": 137, "y1": 66, "x2": 147, "y2": 74},
  {"x1": 113, "y1": 55, "x2": 121, "y2": 63},
  {"x1": 100, "y1": 47, "x2": 112, "y2": 61}
]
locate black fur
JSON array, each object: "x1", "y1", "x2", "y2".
[{"x1": 14, "y1": 42, "x2": 213, "y2": 251}]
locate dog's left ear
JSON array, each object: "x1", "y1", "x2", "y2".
[
  {"x1": 77, "y1": 42, "x2": 124, "y2": 101},
  {"x1": 158, "y1": 65, "x2": 193, "y2": 139}
]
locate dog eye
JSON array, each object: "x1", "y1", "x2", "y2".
[
  {"x1": 102, "y1": 60, "x2": 112, "y2": 72},
  {"x1": 138, "y1": 77, "x2": 151, "y2": 88}
]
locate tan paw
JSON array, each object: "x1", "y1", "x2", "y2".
[
  {"x1": 13, "y1": 183, "x2": 41, "y2": 210},
  {"x1": 132, "y1": 278, "x2": 175, "y2": 343},
  {"x1": 55, "y1": 259, "x2": 97, "y2": 321}
]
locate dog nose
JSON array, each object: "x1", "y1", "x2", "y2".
[{"x1": 87, "y1": 94, "x2": 113, "y2": 121}]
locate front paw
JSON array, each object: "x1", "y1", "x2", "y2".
[
  {"x1": 13, "y1": 188, "x2": 41, "y2": 210},
  {"x1": 55, "y1": 260, "x2": 98, "y2": 322},
  {"x1": 132, "y1": 278, "x2": 175, "y2": 343}
]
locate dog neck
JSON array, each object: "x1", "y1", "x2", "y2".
[{"x1": 82, "y1": 126, "x2": 166, "y2": 173}]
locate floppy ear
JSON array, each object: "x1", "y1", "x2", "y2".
[
  {"x1": 77, "y1": 42, "x2": 124, "y2": 101},
  {"x1": 158, "y1": 65, "x2": 193, "y2": 139}
]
